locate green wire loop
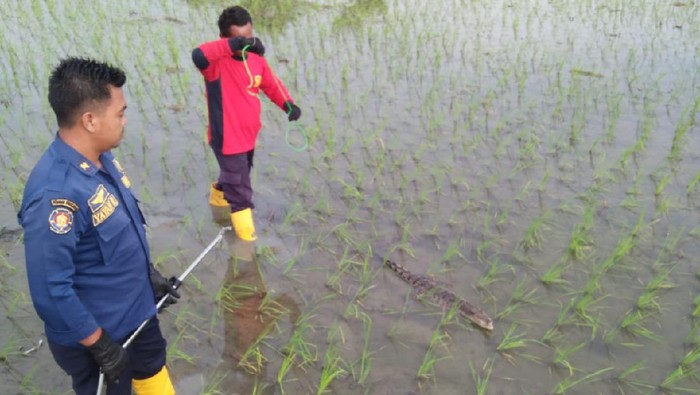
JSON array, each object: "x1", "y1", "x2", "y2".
[
  {"x1": 240, "y1": 45, "x2": 308, "y2": 152},
  {"x1": 285, "y1": 119, "x2": 308, "y2": 152}
]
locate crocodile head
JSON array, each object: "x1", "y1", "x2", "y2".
[{"x1": 471, "y1": 312, "x2": 494, "y2": 331}]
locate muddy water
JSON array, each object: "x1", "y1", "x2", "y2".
[{"x1": 1, "y1": 0, "x2": 699, "y2": 394}]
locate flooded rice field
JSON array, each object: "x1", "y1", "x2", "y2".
[{"x1": 1, "y1": 0, "x2": 699, "y2": 394}]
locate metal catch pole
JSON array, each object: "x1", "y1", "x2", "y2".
[{"x1": 96, "y1": 226, "x2": 231, "y2": 394}]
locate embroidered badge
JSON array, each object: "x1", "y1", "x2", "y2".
[
  {"x1": 253, "y1": 75, "x2": 262, "y2": 88},
  {"x1": 49, "y1": 208, "x2": 74, "y2": 234},
  {"x1": 51, "y1": 198, "x2": 79, "y2": 212},
  {"x1": 80, "y1": 162, "x2": 91, "y2": 171},
  {"x1": 112, "y1": 159, "x2": 131, "y2": 188},
  {"x1": 88, "y1": 184, "x2": 119, "y2": 226}
]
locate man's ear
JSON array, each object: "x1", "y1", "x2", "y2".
[{"x1": 81, "y1": 112, "x2": 96, "y2": 132}]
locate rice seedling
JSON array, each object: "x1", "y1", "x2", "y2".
[
  {"x1": 199, "y1": 369, "x2": 229, "y2": 395},
  {"x1": 348, "y1": 312, "x2": 377, "y2": 385},
  {"x1": 614, "y1": 360, "x2": 654, "y2": 392},
  {"x1": 469, "y1": 358, "x2": 495, "y2": 395},
  {"x1": 416, "y1": 323, "x2": 452, "y2": 382},
  {"x1": 552, "y1": 367, "x2": 614, "y2": 394},
  {"x1": 496, "y1": 323, "x2": 533, "y2": 362},
  {"x1": 653, "y1": 173, "x2": 673, "y2": 197},
  {"x1": 167, "y1": 328, "x2": 196, "y2": 364},
  {"x1": 477, "y1": 256, "x2": 513, "y2": 290},
  {"x1": 668, "y1": 104, "x2": 694, "y2": 162},
  {"x1": 687, "y1": 171, "x2": 700, "y2": 195},
  {"x1": 660, "y1": 347, "x2": 700, "y2": 392},
  {"x1": 520, "y1": 210, "x2": 551, "y2": 251},
  {"x1": 18, "y1": 365, "x2": 43, "y2": 395},
  {"x1": 566, "y1": 204, "x2": 595, "y2": 260},
  {"x1": 540, "y1": 261, "x2": 570, "y2": 287},
  {"x1": 316, "y1": 324, "x2": 347, "y2": 395}
]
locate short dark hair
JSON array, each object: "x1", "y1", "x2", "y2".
[
  {"x1": 218, "y1": 6, "x2": 252, "y2": 37},
  {"x1": 48, "y1": 57, "x2": 126, "y2": 128}
]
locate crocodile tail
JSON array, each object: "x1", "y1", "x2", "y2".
[{"x1": 384, "y1": 259, "x2": 413, "y2": 282}]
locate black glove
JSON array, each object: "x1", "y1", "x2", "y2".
[
  {"x1": 150, "y1": 266, "x2": 181, "y2": 310},
  {"x1": 284, "y1": 101, "x2": 301, "y2": 121},
  {"x1": 228, "y1": 36, "x2": 265, "y2": 56},
  {"x1": 86, "y1": 330, "x2": 128, "y2": 385}
]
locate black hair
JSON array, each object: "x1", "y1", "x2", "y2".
[
  {"x1": 218, "y1": 6, "x2": 252, "y2": 37},
  {"x1": 48, "y1": 57, "x2": 126, "y2": 128}
]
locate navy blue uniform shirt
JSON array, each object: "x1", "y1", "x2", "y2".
[{"x1": 18, "y1": 136, "x2": 156, "y2": 347}]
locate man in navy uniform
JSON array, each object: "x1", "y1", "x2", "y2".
[{"x1": 18, "y1": 57, "x2": 179, "y2": 394}]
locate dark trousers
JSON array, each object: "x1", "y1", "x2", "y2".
[
  {"x1": 214, "y1": 149, "x2": 255, "y2": 212},
  {"x1": 48, "y1": 317, "x2": 167, "y2": 395}
]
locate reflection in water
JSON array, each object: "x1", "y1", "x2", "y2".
[{"x1": 216, "y1": 234, "x2": 300, "y2": 393}]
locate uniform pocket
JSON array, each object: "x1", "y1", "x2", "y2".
[{"x1": 95, "y1": 209, "x2": 131, "y2": 265}]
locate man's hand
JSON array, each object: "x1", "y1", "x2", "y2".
[
  {"x1": 86, "y1": 330, "x2": 128, "y2": 384},
  {"x1": 284, "y1": 101, "x2": 301, "y2": 121},
  {"x1": 228, "y1": 36, "x2": 265, "y2": 56},
  {"x1": 150, "y1": 267, "x2": 180, "y2": 310}
]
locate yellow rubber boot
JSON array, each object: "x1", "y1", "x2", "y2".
[
  {"x1": 209, "y1": 182, "x2": 229, "y2": 207},
  {"x1": 132, "y1": 365, "x2": 175, "y2": 395},
  {"x1": 231, "y1": 208, "x2": 257, "y2": 241}
]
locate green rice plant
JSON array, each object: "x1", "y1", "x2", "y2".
[
  {"x1": 200, "y1": 369, "x2": 229, "y2": 395},
  {"x1": 552, "y1": 341, "x2": 587, "y2": 375},
  {"x1": 469, "y1": 358, "x2": 495, "y2": 395},
  {"x1": 668, "y1": 104, "x2": 694, "y2": 162},
  {"x1": 604, "y1": 93, "x2": 622, "y2": 141},
  {"x1": 351, "y1": 263, "x2": 378, "y2": 304},
  {"x1": 18, "y1": 365, "x2": 42, "y2": 395},
  {"x1": 572, "y1": 291, "x2": 607, "y2": 330},
  {"x1": 354, "y1": 312, "x2": 376, "y2": 385},
  {"x1": 277, "y1": 313, "x2": 319, "y2": 392},
  {"x1": 496, "y1": 279, "x2": 540, "y2": 320},
  {"x1": 3, "y1": 287, "x2": 27, "y2": 317},
  {"x1": 437, "y1": 239, "x2": 466, "y2": 263},
  {"x1": 316, "y1": 332, "x2": 347, "y2": 394},
  {"x1": 619, "y1": 310, "x2": 661, "y2": 342},
  {"x1": 282, "y1": 311, "x2": 319, "y2": 370},
  {"x1": 540, "y1": 261, "x2": 570, "y2": 287},
  {"x1": 616, "y1": 361, "x2": 657, "y2": 394},
  {"x1": 520, "y1": 210, "x2": 551, "y2": 251},
  {"x1": 0, "y1": 333, "x2": 22, "y2": 362},
  {"x1": 496, "y1": 323, "x2": 532, "y2": 362},
  {"x1": 552, "y1": 367, "x2": 614, "y2": 394},
  {"x1": 688, "y1": 171, "x2": 700, "y2": 194},
  {"x1": 693, "y1": 294, "x2": 700, "y2": 318},
  {"x1": 416, "y1": 324, "x2": 452, "y2": 381},
  {"x1": 654, "y1": 173, "x2": 673, "y2": 197},
  {"x1": 388, "y1": 223, "x2": 416, "y2": 257},
  {"x1": 477, "y1": 256, "x2": 512, "y2": 289},
  {"x1": 600, "y1": 212, "x2": 648, "y2": 274},
  {"x1": 661, "y1": 347, "x2": 700, "y2": 391},
  {"x1": 280, "y1": 200, "x2": 309, "y2": 230},
  {"x1": 238, "y1": 339, "x2": 269, "y2": 375},
  {"x1": 567, "y1": 205, "x2": 594, "y2": 260},
  {"x1": 637, "y1": 264, "x2": 676, "y2": 312},
  {"x1": 167, "y1": 328, "x2": 196, "y2": 364}
]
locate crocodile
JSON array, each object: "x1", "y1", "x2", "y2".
[{"x1": 384, "y1": 259, "x2": 494, "y2": 331}]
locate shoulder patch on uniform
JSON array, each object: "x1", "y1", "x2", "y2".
[
  {"x1": 49, "y1": 208, "x2": 74, "y2": 234},
  {"x1": 51, "y1": 199, "x2": 79, "y2": 212}
]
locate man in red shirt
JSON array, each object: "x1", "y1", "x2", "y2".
[{"x1": 192, "y1": 6, "x2": 301, "y2": 241}]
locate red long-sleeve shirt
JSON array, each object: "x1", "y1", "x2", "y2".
[{"x1": 192, "y1": 38, "x2": 293, "y2": 155}]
